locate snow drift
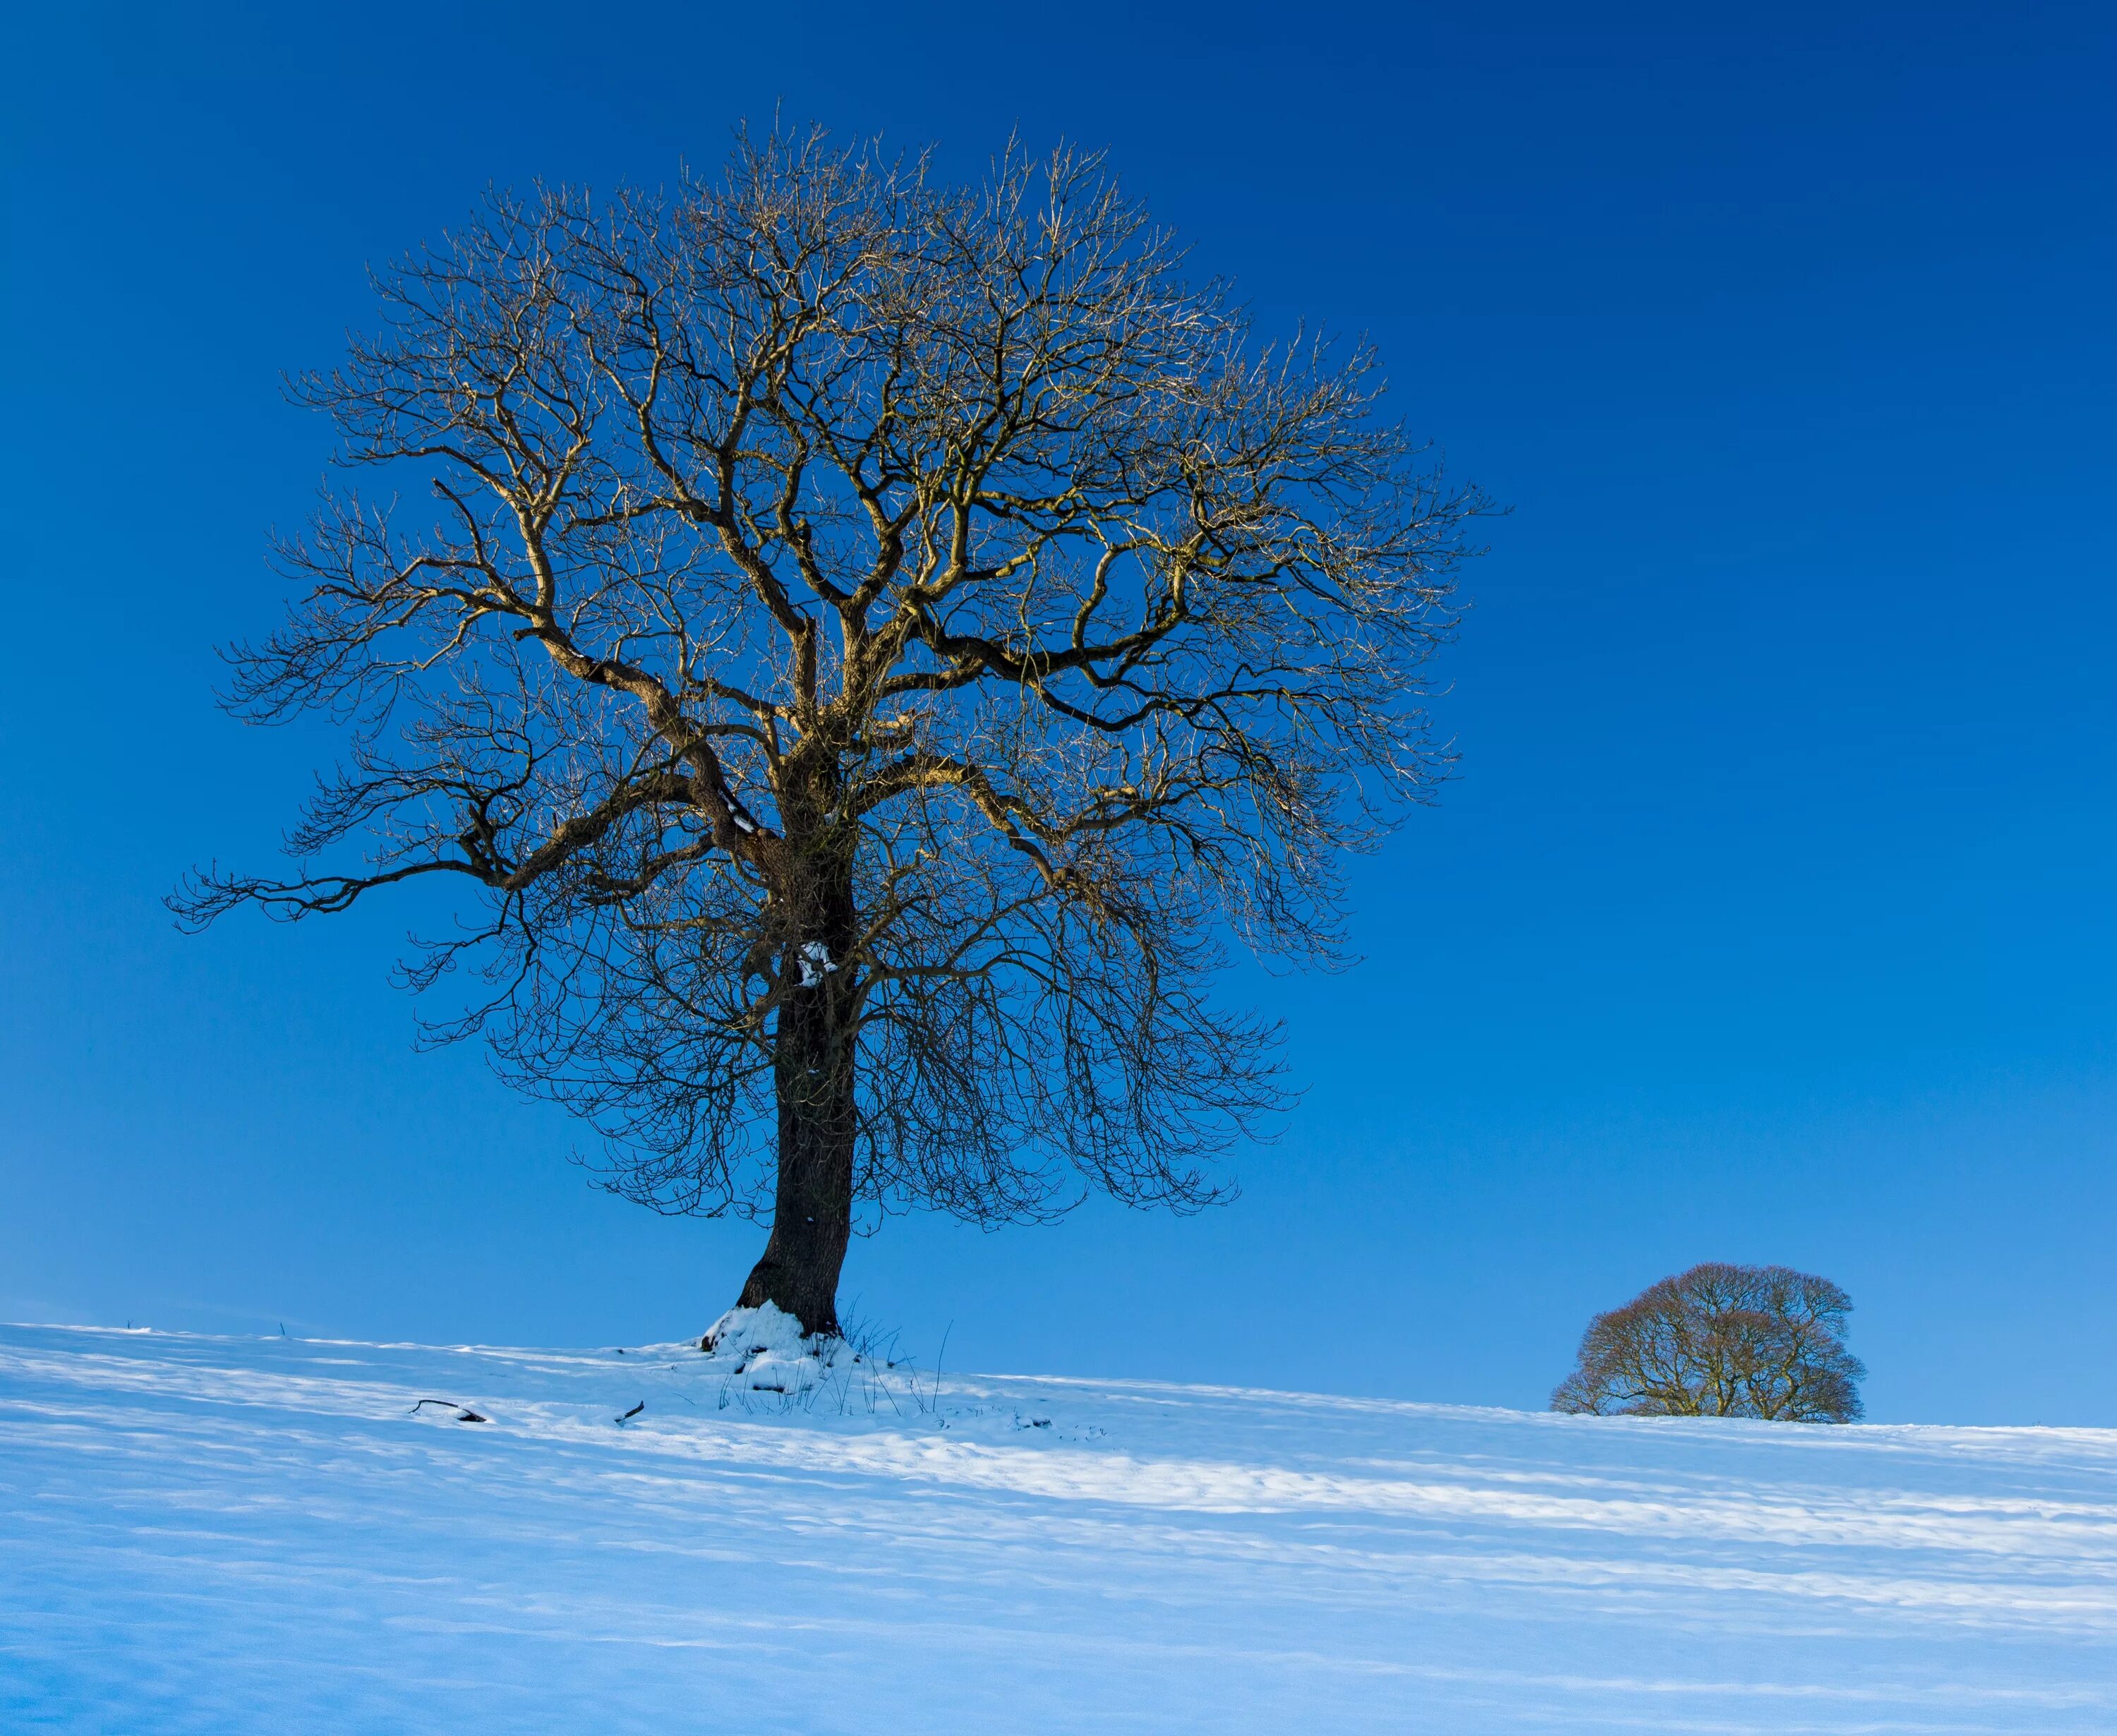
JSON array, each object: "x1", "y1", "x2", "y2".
[{"x1": 2, "y1": 1322, "x2": 2112, "y2": 1732}]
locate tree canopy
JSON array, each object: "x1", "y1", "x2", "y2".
[
  {"x1": 175, "y1": 128, "x2": 1484, "y2": 1330},
  {"x1": 1552, "y1": 1262, "x2": 1866, "y2": 1423}
]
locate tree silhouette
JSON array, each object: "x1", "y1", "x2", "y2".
[
  {"x1": 1552, "y1": 1263, "x2": 1865, "y2": 1422},
  {"x1": 174, "y1": 128, "x2": 1483, "y2": 1334}
]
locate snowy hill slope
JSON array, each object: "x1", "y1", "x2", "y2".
[{"x1": 2, "y1": 1322, "x2": 2113, "y2": 1733}]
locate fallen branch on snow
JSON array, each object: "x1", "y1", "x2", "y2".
[{"x1": 408, "y1": 1399, "x2": 489, "y2": 1423}]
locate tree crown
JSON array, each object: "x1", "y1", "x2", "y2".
[
  {"x1": 174, "y1": 127, "x2": 1485, "y2": 1229},
  {"x1": 1551, "y1": 1262, "x2": 1866, "y2": 1423}
]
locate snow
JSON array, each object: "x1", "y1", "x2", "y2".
[
  {"x1": 3, "y1": 1323, "x2": 2113, "y2": 1732},
  {"x1": 797, "y1": 940, "x2": 838, "y2": 987},
  {"x1": 697, "y1": 1301, "x2": 858, "y2": 1394}
]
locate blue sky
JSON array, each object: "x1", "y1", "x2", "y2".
[{"x1": 4, "y1": 1, "x2": 2113, "y2": 1423}]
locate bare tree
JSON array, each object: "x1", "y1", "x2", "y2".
[
  {"x1": 1551, "y1": 1262, "x2": 1866, "y2": 1423},
  {"x1": 174, "y1": 126, "x2": 1483, "y2": 1337}
]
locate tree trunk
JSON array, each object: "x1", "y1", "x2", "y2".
[{"x1": 735, "y1": 863, "x2": 857, "y2": 1339}]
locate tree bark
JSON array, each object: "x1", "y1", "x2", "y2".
[{"x1": 735, "y1": 854, "x2": 857, "y2": 1338}]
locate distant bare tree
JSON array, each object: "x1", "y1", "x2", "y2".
[
  {"x1": 173, "y1": 126, "x2": 1483, "y2": 1337},
  {"x1": 1551, "y1": 1263, "x2": 1866, "y2": 1423}
]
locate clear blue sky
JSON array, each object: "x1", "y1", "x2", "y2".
[{"x1": 5, "y1": 1, "x2": 2113, "y2": 1424}]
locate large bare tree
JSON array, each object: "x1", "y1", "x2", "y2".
[
  {"x1": 176, "y1": 128, "x2": 1482, "y2": 1336},
  {"x1": 1551, "y1": 1263, "x2": 1866, "y2": 1423}
]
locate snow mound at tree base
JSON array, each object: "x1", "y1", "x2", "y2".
[
  {"x1": 697, "y1": 1301, "x2": 857, "y2": 1396},
  {"x1": 4, "y1": 1322, "x2": 2114, "y2": 1733}
]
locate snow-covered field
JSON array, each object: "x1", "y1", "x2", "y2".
[{"x1": 3, "y1": 1320, "x2": 2112, "y2": 1732}]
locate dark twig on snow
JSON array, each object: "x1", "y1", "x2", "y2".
[
  {"x1": 408, "y1": 1399, "x2": 490, "y2": 1423},
  {"x1": 615, "y1": 1400, "x2": 644, "y2": 1423}
]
